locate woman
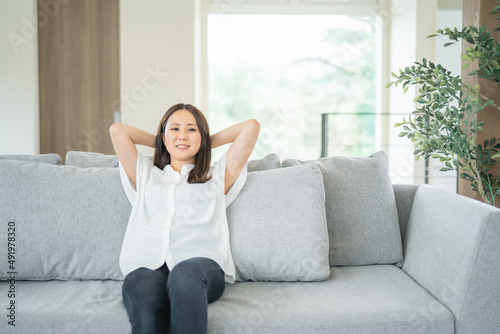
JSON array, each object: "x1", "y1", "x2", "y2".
[{"x1": 109, "y1": 103, "x2": 260, "y2": 334}]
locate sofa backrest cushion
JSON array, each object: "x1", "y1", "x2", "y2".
[
  {"x1": 0, "y1": 153, "x2": 61, "y2": 165},
  {"x1": 247, "y1": 153, "x2": 281, "y2": 172},
  {"x1": 65, "y1": 151, "x2": 119, "y2": 168},
  {"x1": 65, "y1": 151, "x2": 281, "y2": 172},
  {"x1": 0, "y1": 160, "x2": 130, "y2": 280},
  {"x1": 227, "y1": 164, "x2": 330, "y2": 282},
  {"x1": 282, "y1": 151, "x2": 402, "y2": 266}
]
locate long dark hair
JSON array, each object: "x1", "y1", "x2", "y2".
[{"x1": 153, "y1": 103, "x2": 212, "y2": 184}]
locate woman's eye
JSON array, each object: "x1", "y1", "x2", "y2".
[
  {"x1": 188, "y1": 128, "x2": 197, "y2": 132},
  {"x1": 170, "y1": 128, "x2": 178, "y2": 131}
]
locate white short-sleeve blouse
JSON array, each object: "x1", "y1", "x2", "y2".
[{"x1": 118, "y1": 152, "x2": 247, "y2": 283}]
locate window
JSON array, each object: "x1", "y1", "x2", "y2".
[
  {"x1": 208, "y1": 13, "x2": 378, "y2": 161},
  {"x1": 206, "y1": 1, "x2": 460, "y2": 194}
]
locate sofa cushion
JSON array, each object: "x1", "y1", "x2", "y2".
[
  {"x1": 65, "y1": 151, "x2": 119, "y2": 167},
  {"x1": 0, "y1": 266, "x2": 454, "y2": 333},
  {"x1": 282, "y1": 151, "x2": 402, "y2": 266},
  {"x1": 226, "y1": 164, "x2": 330, "y2": 282},
  {"x1": 0, "y1": 280, "x2": 130, "y2": 333},
  {"x1": 209, "y1": 266, "x2": 454, "y2": 334},
  {"x1": 247, "y1": 153, "x2": 281, "y2": 172},
  {"x1": 65, "y1": 151, "x2": 280, "y2": 172},
  {"x1": 0, "y1": 153, "x2": 61, "y2": 165},
  {"x1": 0, "y1": 160, "x2": 130, "y2": 280}
]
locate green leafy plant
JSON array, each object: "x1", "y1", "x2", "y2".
[{"x1": 387, "y1": 4, "x2": 500, "y2": 206}]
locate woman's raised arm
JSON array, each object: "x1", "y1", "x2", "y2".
[
  {"x1": 109, "y1": 123, "x2": 156, "y2": 187},
  {"x1": 211, "y1": 119, "x2": 260, "y2": 194}
]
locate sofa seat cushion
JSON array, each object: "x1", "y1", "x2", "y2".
[
  {"x1": 209, "y1": 265, "x2": 454, "y2": 334},
  {"x1": 0, "y1": 280, "x2": 129, "y2": 334},
  {"x1": 0, "y1": 266, "x2": 454, "y2": 334}
]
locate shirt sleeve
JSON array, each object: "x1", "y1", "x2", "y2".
[
  {"x1": 118, "y1": 152, "x2": 151, "y2": 205},
  {"x1": 213, "y1": 152, "x2": 248, "y2": 208}
]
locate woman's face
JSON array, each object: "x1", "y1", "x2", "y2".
[{"x1": 163, "y1": 109, "x2": 202, "y2": 166}]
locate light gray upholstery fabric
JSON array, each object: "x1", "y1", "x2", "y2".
[
  {"x1": 65, "y1": 151, "x2": 119, "y2": 168},
  {"x1": 282, "y1": 151, "x2": 402, "y2": 266},
  {"x1": 392, "y1": 183, "x2": 419, "y2": 242},
  {"x1": 226, "y1": 164, "x2": 330, "y2": 282},
  {"x1": 0, "y1": 266, "x2": 454, "y2": 334},
  {"x1": 392, "y1": 183, "x2": 419, "y2": 267},
  {"x1": 0, "y1": 153, "x2": 61, "y2": 165},
  {"x1": 0, "y1": 280, "x2": 130, "y2": 333},
  {"x1": 402, "y1": 185, "x2": 500, "y2": 334},
  {"x1": 210, "y1": 265, "x2": 453, "y2": 333},
  {"x1": 247, "y1": 153, "x2": 281, "y2": 172},
  {"x1": 64, "y1": 151, "x2": 153, "y2": 167},
  {"x1": 65, "y1": 151, "x2": 280, "y2": 172},
  {"x1": 0, "y1": 160, "x2": 130, "y2": 280}
]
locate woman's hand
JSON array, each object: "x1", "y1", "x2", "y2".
[
  {"x1": 210, "y1": 119, "x2": 260, "y2": 194},
  {"x1": 109, "y1": 123, "x2": 156, "y2": 187}
]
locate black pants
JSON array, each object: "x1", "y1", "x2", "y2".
[{"x1": 122, "y1": 257, "x2": 226, "y2": 334}]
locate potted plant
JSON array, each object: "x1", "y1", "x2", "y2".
[{"x1": 387, "y1": 4, "x2": 500, "y2": 206}]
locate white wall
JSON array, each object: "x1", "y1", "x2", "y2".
[
  {"x1": 119, "y1": 0, "x2": 202, "y2": 156},
  {"x1": 435, "y1": 10, "x2": 462, "y2": 86},
  {"x1": 429, "y1": 8, "x2": 462, "y2": 191},
  {"x1": 0, "y1": 0, "x2": 202, "y2": 156},
  {"x1": 0, "y1": 0, "x2": 39, "y2": 154},
  {"x1": 387, "y1": 0, "x2": 438, "y2": 184}
]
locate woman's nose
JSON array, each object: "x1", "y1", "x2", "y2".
[{"x1": 178, "y1": 129, "x2": 188, "y2": 139}]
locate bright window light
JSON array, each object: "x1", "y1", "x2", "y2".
[{"x1": 208, "y1": 14, "x2": 377, "y2": 160}]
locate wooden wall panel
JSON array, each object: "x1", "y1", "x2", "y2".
[
  {"x1": 38, "y1": 0, "x2": 119, "y2": 159},
  {"x1": 461, "y1": 0, "x2": 500, "y2": 207}
]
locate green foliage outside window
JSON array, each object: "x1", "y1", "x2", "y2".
[{"x1": 209, "y1": 15, "x2": 377, "y2": 160}]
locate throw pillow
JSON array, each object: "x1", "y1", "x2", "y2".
[
  {"x1": 0, "y1": 153, "x2": 61, "y2": 165},
  {"x1": 65, "y1": 151, "x2": 281, "y2": 173},
  {"x1": 247, "y1": 153, "x2": 281, "y2": 172},
  {"x1": 0, "y1": 160, "x2": 130, "y2": 280},
  {"x1": 65, "y1": 151, "x2": 119, "y2": 167},
  {"x1": 226, "y1": 164, "x2": 330, "y2": 282},
  {"x1": 282, "y1": 151, "x2": 402, "y2": 266}
]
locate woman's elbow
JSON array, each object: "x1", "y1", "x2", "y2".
[
  {"x1": 109, "y1": 122, "x2": 123, "y2": 137},
  {"x1": 248, "y1": 119, "x2": 260, "y2": 134}
]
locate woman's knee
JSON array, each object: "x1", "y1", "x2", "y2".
[
  {"x1": 122, "y1": 267, "x2": 169, "y2": 307},
  {"x1": 167, "y1": 258, "x2": 225, "y2": 302},
  {"x1": 167, "y1": 260, "x2": 202, "y2": 292},
  {"x1": 122, "y1": 267, "x2": 170, "y2": 332}
]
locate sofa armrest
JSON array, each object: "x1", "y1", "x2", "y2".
[{"x1": 402, "y1": 185, "x2": 500, "y2": 334}]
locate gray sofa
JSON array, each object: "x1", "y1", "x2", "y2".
[{"x1": 1, "y1": 151, "x2": 499, "y2": 334}]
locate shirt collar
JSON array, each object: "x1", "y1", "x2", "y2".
[
  {"x1": 180, "y1": 164, "x2": 195, "y2": 175},
  {"x1": 165, "y1": 164, "x2": 195, "y2": 176}
]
